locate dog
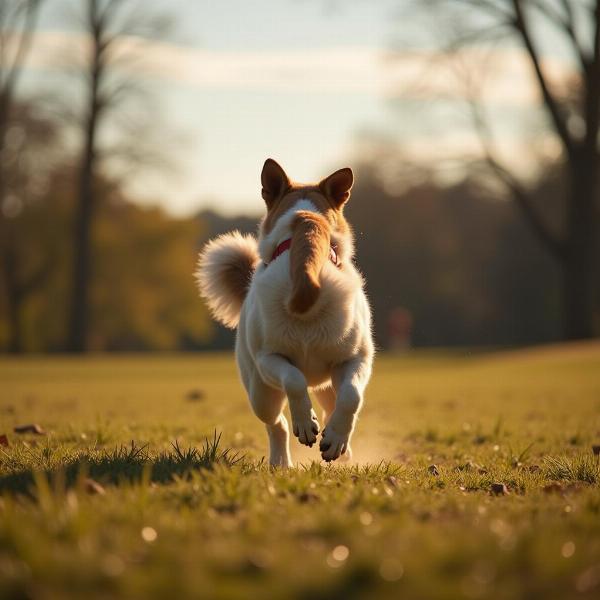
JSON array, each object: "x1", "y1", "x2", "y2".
[{"x1": 196, "y1": 159, "x2": 374, "y2": 466}]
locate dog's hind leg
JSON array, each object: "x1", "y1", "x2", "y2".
[
  {"x1": 248, "y1": 369, "x2": 292, "y2": 467},
  {"x1": 256, "y1": 352, "x2": 320, "y2": 447}
]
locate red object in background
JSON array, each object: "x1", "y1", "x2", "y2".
[
  {"x1": 0, "y1": 434, "x2": 9, "y2": 447},
  {"x1": 388, "y1": 307, "x2": 413, "y2": 352}
]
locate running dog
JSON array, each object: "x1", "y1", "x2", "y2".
[{"x1": 196, "y1": 159, "x2": 374, "y2": 466}]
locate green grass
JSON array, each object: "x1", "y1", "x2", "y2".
[{"x1": 1, "y1": 343, "x2": 599, "y2": 599}]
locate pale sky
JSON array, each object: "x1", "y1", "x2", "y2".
[{"x1": 17, "y1": 0, "x2": 579, "y2": 216}]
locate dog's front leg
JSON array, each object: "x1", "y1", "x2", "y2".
[
  {"x1": 256, "y1": 352, "x2": 319, "y2": 447},
  {"x1": 320, "y1": 355, "x2": 371, "y2": 462}
]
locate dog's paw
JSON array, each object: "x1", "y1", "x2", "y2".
[
  {"x1": 292, "y1": 409, "x2": 320, "y2": 447},
  {"x1": 319, "y1": 427, "x2": 350, "y2": 462}
]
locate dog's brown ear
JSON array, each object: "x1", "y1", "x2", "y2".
[
  {"x1": 319, "y1": 167, "x2": 354, "y2": 208},
  {"x1": 261, "y1": 159, "x2": 290, "y2": 208}
]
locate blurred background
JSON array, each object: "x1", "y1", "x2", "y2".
[{"x1": 0, "y1": 0, "x2": 598, "y2": 353}]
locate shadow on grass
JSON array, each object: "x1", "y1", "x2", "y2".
[{"x1": 0, "y1": 432, "x2": 244, "y2": 496}]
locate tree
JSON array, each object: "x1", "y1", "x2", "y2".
[
  {"x1": 67, "y1": 0, "x2": 171, "y2": 352},
  {"x1": 0, "y1": 1, "x2": 45, "y2": 352},
  {"x1": 0, "y1": 0, "x2": 41, "y2": 171},
  {"x1": 345, "y1": 161, "x2": 561, "y2": 348},
  {"x1": 0, "y1": 102, "x2": 66, "y2": 352},
  {"x1": 420, "y1": 0, "x2": 600, "y2": 340},
  {"x1": 0, "y1": 165, "x2": 210, "y2": 352},
  {"x1": 90, "y1": 191, "x2": 210, "y2": 351}
]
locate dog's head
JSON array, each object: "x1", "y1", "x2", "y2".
[{"x1": 257, "y1": 158, "x2": 354, "y2": 264}]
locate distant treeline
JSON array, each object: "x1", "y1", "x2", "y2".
[
  {"x1": 2, "y1": 133, "x2": 599, "y2": 352},
  {"x1": 199, "y1": 163, "x2": 576, "y2": 352}
]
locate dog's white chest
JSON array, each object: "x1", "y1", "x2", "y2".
[{"x1": 243, "y1": 257, "x2": 366, "y2": 386}]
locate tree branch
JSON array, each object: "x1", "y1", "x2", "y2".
[
  {"x1": 0, "y1": 1, "x2": 41, "y2": 121},
  {"x1": 582, "y1": 0, "x2": 600, "y2": 153},
  {"x1": 511, "y1": 0, "x2": 576, "y2": 157},
  {"x1": 441, "y1": 0, "x2": 514, "y2": 21},
  {"x1": 467, "y1": 93, "x2": 567, "y2": 260},
  {"x1": 528, "y1": 0, "x2": 589, "y2": 71}
]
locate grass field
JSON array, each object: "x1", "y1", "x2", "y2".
[{"x1": 1, "y1": 343, "x2": 599, "y2": 599}]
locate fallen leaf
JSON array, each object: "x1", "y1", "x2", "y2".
[
  {"x1": 592, "y1": 445, "x2": 600, "y2": 456},
  {"x1": 297, "y1": 491, "x2": 319, "y2": 504},
  {"x1": 543, "y1": 483, "x2": 563, "y2": 494},
  {"x1": 84, "y1": 478, "x2": 106, "y2": 495},
  {"x1": 0, "y1": 434, "x2": 8, "y2": 447},
  {"x1": 427, "y1": 464, "x2": 440, "y2": 476},
  {"x1": 455, "y1": 461, "x2": 483, "y2": 472},
  {"x1": 185, "y1": 389, "x2": 205, "y2": 402},
  {"x1": 13, "y1": 424, "x2": 45, "y2": 435},
  {"x1": 490, "y1": 482, "x2": 509, "y2": 496}
]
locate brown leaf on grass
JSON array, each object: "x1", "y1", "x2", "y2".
[
  {"x1": 490, "y1": 483, "x2": 509, "y2": 496},
  {"x1": 13, "y1": 424, "x2": 46, "y2": 435},
  {"x1": 455, "y1": 461, "x2": 483, "y2": 472},
  {"x1": 543, "y1": 483, "x2": 563, "y2": 494},
  {"x1": 385, "y1": 475, "x2": 399, "y2": 488},
  {"x1": 543, "y1": 482, "x2": 584, "y2": 496},
  {"x1": 297, "y1": 491, "x2": 319, "y2": 504},
  {"x1": 84, "y1": 478, "x2": 106, "y2": 495},
  {"x1": 0, "y1": 434, "x2": 9, "y2": 447},
  {"x1": 592, "y1": 445, "x2": 600, "y2": 456},
  {"x1": 185, "y1": 389, "x2": 205, "y2": 402},
  {"x1": 427, "y1": 464, "x2": 440, "y2": 476}
]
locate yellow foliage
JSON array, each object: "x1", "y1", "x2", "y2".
[{"x1": 1, "y1": 172, "x2": 212, "y2": 351}]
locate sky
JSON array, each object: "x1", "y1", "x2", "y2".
[{"x1": 17, "y1": 0, "x2": 580, "y2": 216}]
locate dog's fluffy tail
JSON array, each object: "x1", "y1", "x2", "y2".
[{"x1": 195, "y1": 231, "x2": 259, "y2": 328}]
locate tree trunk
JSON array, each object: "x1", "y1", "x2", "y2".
[
  {"x1": 2, "y1": 234, "x2": 24, "y2": 354},
  {"x1": 7, "y1": 288, "x2": 23, "y2": 354},
  {"x1": 66, "y1": 3, "x2": 104, "y2": 354},
  {"x1": 66, "y1": 113, "x2": 97, "y2": 352},
  {"x1": 563, "y1": 153, "x2": 598, "y2": 340}
]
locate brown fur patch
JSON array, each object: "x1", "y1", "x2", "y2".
[
  {"x1": 319, "y1": 168, "x2": 354, "y2": 208},
  {"x1": 288, "y1": 210, "x2": 331, "y2": 315},
  {"x1": 220, "y1": 245, "x2": 258, "y2": 308},
  {"x1": 260, "y1": 162, "x2": 354, "y2": 270},
  {"x1": 263, "y1": 187, "x2": 322, "y2": 234},
  {"x1": 263, "y1": 185, "x2": 350, "y2": 230},
  {"x1": 261, "y1": 159, "x2": 290, "y2": 209}
]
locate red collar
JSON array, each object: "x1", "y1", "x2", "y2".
[{"x1": 269, "y1": 238, "x2": 340, "y2": 268}]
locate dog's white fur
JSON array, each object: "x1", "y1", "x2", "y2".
[
  {"x1": 196, "y1": 163, "x2": 374, "y2": 467},
  {"x1": 196, "y1": 231, "x2": 258, "y2": 328}
]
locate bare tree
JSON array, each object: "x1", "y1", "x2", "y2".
[
  {"x1": 0, "y1": 0, "x2": 41, "y2": 165},
  {"x1": 66, "y1": 0, "x2": 172, "y2": 352},
  {"x1": 420, "y1": 0, "x2": 600, "y2": 340},
  {"x1": 0, "y1": 0, "x2": 44, "y2": 352}
]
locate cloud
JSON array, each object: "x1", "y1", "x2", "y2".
[
  {"x1": 20, "y1": 31, "x2": 576, "y2": 105},
  {"x1": 13, "y1": 31, "x2": 574, "y2": 214}
]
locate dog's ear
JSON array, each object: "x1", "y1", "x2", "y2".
[
  {"x1": 261, "y1": 159, "x2": 290, "y2": 208},
  {"x1": 319, "y1": 167, "x2": 354, "y2": 208}
]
